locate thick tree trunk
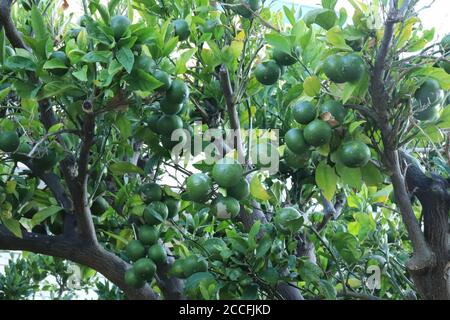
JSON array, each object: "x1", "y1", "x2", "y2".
[{"x1": 404, "y1": 160, "x2": 450, "y2": 300}]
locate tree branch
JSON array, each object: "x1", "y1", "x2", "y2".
[
  {"x1": 0, "y1": 0, "x2": 29, "y2": 50},
  {"x1": 218, "y1": 65, "x2": 245, "y2": 163},
  {"x1": 0, "y1": 227, "x2": 159, "y2": 299}
]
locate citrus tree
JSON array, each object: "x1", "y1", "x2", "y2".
[{"x1": 0, "y1": 0, "x2": 449, "y2": 300}]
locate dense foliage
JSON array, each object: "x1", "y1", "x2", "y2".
[{"x1": 0, "y1": 0, "x2": 449, "y2": 300}]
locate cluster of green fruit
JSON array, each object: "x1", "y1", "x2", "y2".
[
  {"x1": 123, "y1": 183, "x2": 180, "y2": 288},
  {"x1": 284, "y1": 99, "x2": 371, "y2": 169},
  {"x1": 413, "y1": 79, "x2": 444, "y2": 121},
  {"x1": 254, "y1": 47, "x2": 299, "y2": 86},
  {"x1": 323, "y1": 53, "x2": 366, "y2": 83},
  {"x1": 0, "y1": 131, "x2": 58, "y2": 171},
  {"x1": 185, "y1": 158, "x2": 250, "y2": 220},
  {"x1": 146, "y1": 77, "x2": 190, "y2": 147}
]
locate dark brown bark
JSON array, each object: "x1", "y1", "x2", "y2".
[
  {"x1": 368, "y1": 1, "x2": 448, "y2": 299},
  {"x1": 0, "y1": 226, "x2": 159, "y2": 299},
  {"x1": 403, "y1": 156, "x2": 450, "y2": 299}
]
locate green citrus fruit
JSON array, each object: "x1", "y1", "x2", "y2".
[
  {"x1": 48, "y1": 51, "x2": 69, "y2": 76},
  {"x1": 303, "y1": 119, "x2": 332, "y2": 146},
  {"x1": 172, "y1": 19, "x2": 190, "y2": 41},
  {"x1": 203, "y1": 238, "x2": 227, "y2": 260},
  {"x1": 0, "y1": 131, "x2": 20, "y2": 152},
  {"x1": 124, "y1": 268, "x2": 145, "y2": 288},
  {"x1": 147, "y1": 113, "x2": 161, "y2": 133},
  {"x1": 254, "y1": 60, "x2": 281, "y2": 85},
  {"x1": 284, "y1": 147, "x2": 310, "y2": 169},
  {"x1": 184, "y1": 255, "x2": 208, "y2": 276},
  {"x1": 272, "y1": 48, "x2": 296, "y2": 66},
  {"x1": 441, "y1": 34, "x2": 450, "y2": 53},
  {"x1": 439, "y1": 60, "x2": 450, "y2": 74},
  {"x1": 110, "y1": 15, "x2": 130, "y2": 40},
  {"x1": 140, "y1": 183, "x2": 162, "y2": 202},
  {"x1": 274, "y1": 207, "x2": 303, "y2": 233},
  {"x1": 293, "y1": 101, "x2": 316, "y2": 125},
  {"x1": 341, "y1": 53, "x2": 365, "y2": 82},
  {"x1": 211, "y1": 196, "x2": 241, "y2": 220},
  {"x1": 160, "y1": 97, "x2": 183, "y2": 115},
  {"x1": 234, "y1": 0, "x2": 260, "y2": 18},
  {"x1": 91, "y1": 196, "x2": 109, "y2": 216},
  {"x1": 138, "y1": 225, "x2": 159, "y2": 245},
  {"x1": 157, "y1": 114, "x2": 184, "y2": 137},
  {"x1": 339, "y1": 141, "x2": 371, "y2": 168},
  {"x1": 134, "y1": 55, "x2": 155, "y2": 73},
  {"x1": 166, "y1": 79, "x2": 189, "y2": 104},
  {"x1": 323, "y1": 54, "x2": 346, "y2": 83},
  {"x1": 414, "y1": 104, "x2": 441, "y2": 121},
  {"x1": 154, "y1": 70, "x2": 172, "y2": 91},
  {"x1": 226, "y1": 178, "x2": 250, "y2": 200},
  {"x1": 186, "y1": 173, "x2": 212, "y2": 202},
  {"x1": 143, "y1": 201, "x2": 169, "y2": 225},
  {"x1": 319, "y1": 100, "x2": 347, "y2": 125},
  {"x1": 133, "y1": 258, "x2": 156, "y2": 280},
  {"x1": 414, "y1": 79, "x2": 443, "y2": 108},
  {"x1": 170, "y1": 259, "x2": 187, "y2": 278},
  {"x1": 126, "y1": 240, "x2": 146, "y2": 261},
  {"x1": 165, "y1": 198, "x2": 181, "y2": 218},
  {"x1": 285, "y1": 128, "x2": 309, "y2": 155},
  {"x1": 212, "y1": 158, "x2": 243, "y2": 188},
  {"x1": 148, "y1": 244, "x2": 167, "y2": 265},
  {"x1": 33, "y1": 149, "x2": 58, "y2": 171}
]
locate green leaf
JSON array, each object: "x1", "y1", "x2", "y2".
[
  {"x1": 349, "y1": 120, "x2": 366, "y2": 134},
  {"x1": 303, "y1": 76, "x2": 321, "y2": 97},
  {"x1": 331, "y1": 232, "x2": 362, "y2": 264},
  {"x1": 0, "y1": 87, "x2": 11, "y2": 100},
  {"x1": 361, "y1": 162, "x2": 384, "y2": 187},
  {"x1": 82, "y1": 51, "x2": 112, "y2": 63},
  {"x1": 31, "y1": 206, "x2": 63, "y2": 227},
  {"x1": 255, "y1": 236, "x2": 272, "y2": 258},
  {"x1": 336, "y1": 163, "x2": 362, "y2": 189},
  {"x1": 250, "y1": 174, "x2": 271, "y2": 201},
  {"x1": 116, "y1": 47, "x2": 134, "y2": 74},
  {"x1": 175, "y1": 48, "x2": 197, "y2": 75},
  {"x1": 43, "y1": 58, "x2": 68, "y2": 70},
  {"x1": 326, "y1": 26, "x2": 353, "y2": 51},
  {"x1": 5, "y1": 55, "x2": 36, "y2": 71},
  {"x1": 30, "y1": 5, "x2": 49, "y2": 59},
  {"x1": 283, "y1": 6, "x2": 296, "y2": 26},
  {"x1": 248, "y1": 221, "x2": 261, "y2": 249},
  {"x1": 127, "y1": 70, "x2": 163, "y2": 92},
  {"x1": 110, "y1": 162, "x2": 144, "y2": 175},
  {"x1": 72, "y1": 65, "x2": 88, "y2": 82},
  {"x1": 315, "y1": 161, "x2": 338, "y2": 201},
  {"x1": 318, "y1": 279, "x2": 337, "y2": 299},
  {"x1": 1, "y1": 217, "x2": 22, "y2": 238},
  {"x1": 38, "y1": 81, "x2": 84, "y2": 100},
  {"x1": 265, "y1": 33, "x2": 291, "y2": 52}
]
